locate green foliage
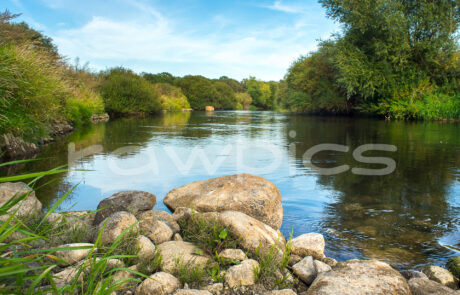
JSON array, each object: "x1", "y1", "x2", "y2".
[
  {"x1": 142, "y1": 72, "x2": 175, "y2": 85},
  {"x1": 244, "y1": 77, "x2": 273, "y2": 109},
  {"x1": 100, "y1": 67, "x2": 162, "y2": 116},
  {"x1": 152, "y1": 83, "x2": 190, "y2": 111},
  {"x1": 172, "y1": 257, "x2": 208, "y2": 288},
  {"x1": 174, "y1": 75, "x2": 219, "y2": 110},
  {"x1": 446, "y1": 256, "x2": 460, "y2": 280},
  {"x1": 214, "y1": 81, "x2": 237, "y2": 109},
  {"x1": 217, "y1": 76, "x2": 245, "y2": 93},
  {"x1": 178, "y1": 212, "x2": 239, "y2": 256},
  {"x1": 235, "y1": 92, "x2": 252, "y2": 110},
  {"x1": 252, "y1": 235, "x2": 294, "y2": 289}
]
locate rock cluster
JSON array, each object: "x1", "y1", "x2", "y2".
[{"x1": 2, "y1": 175, "x2": 459, "y2": 295}]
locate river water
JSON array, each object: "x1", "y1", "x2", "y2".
[{"x1": 3, "y1": 111, "x2": 459, "y2": 269}]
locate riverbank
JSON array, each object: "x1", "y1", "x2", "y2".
[{"x1": 1, "y1": 174, "x2": 459, "y2": 294}]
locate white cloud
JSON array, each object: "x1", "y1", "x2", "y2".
[{"x1": 266, "y1": 0, "x2": 309, "y2": 14}]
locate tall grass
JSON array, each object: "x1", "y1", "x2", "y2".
[{"x1": 0, "y1": 161, "x2": 145, "y2": 294}]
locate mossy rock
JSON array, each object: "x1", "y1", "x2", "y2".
[{"x1": 446, "y1": 257, "x2": 460, "y2": 280}]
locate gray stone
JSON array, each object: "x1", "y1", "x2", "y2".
[
  {"x1": 98, "y1": 211, "x2": 139, "y2": 245},
  {"x1": 137, "y1": 211, "x2": 174, "y2": 244},
  {"x1": 292, "y1": 256, "x2": 316, "y2": 285},
  {"x1": 94, "y1": 190, "x2": 156, "y2": 225},
  {"x1": 408, "y1": 278, "x2": 457, "y2": 295},
  {"x1": 291, "y1": 233, "x2": 325, "y2": 259},
  {"x1": 423, "y1": 265, "x2": 457, "y2": 289},
  {"x1": 314, "y1": 260, "x2": 331, "y2": 274},
  {"x1": 224, "y1": 259, "x2": 259, "y2": 288}
]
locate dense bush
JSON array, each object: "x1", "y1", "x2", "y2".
[
  {"x1": 214, "y1": 81, "x2": 237, "y2": 109},
  {"x1": 152, "y1": 82, "x2": 190, "y2": 111},
  {"x1": 174, "y1": 75, "x2": 220, "y2": 110},
  {"x1": 100, "y1": 68, "x2": 162, "y2": 116},
  {"x1": 235, "y1": 92, "x2": 252, "y2": 110}
]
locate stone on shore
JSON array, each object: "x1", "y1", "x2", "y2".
[
  {"x1": 136, "y1": 272, "x2": 181, "y2": 295},
  {"x1": 157, "y1": 241, "x2": 210, "y2": 273},
  {"x1": 98, "y1": 211, "x2": 139, "y2": 245},
  {"x1": 219, "y1": 249, "x2": 246, "y2": 261},
  {"x1": 0, "y1": 182, "x2": 42, "y2": 218},
  {"x1": 292, "y1": 256, "x2": 316, "y2": 284},
  {"x1": 224, "y1": 259, "x2": 259, "y2": 288},
  {"x1": 314, "y1": 260, "x2": 332, "y2": 274},
  {"x1": 306, "y1": 259, "x2": 411, "y2": 295},
  {"x1": 163, "y1": 174, "x2": 283, "y2": 229},
  {"x1": 137, "y1": 211, "x2": 174, "y2": 244},
  {"x1": 423, "y1": 265, "x2": 457, "y2": 289},
  {"x1": 408, "y1": 278, "x2": 458, "y2": 295},
  {"x1": 263, "y1": 290, "x2": 297, "y2": 295},
  {"x1": 54, "y1": 265, "x2": 82, "y2": 285},
  {"x1": 94, "y1": 190, "x2": 156, "y2": 225},
  {"x1": 291, "y1": 233, "x2": 325, "y2": 259},
  {"x1": 203, "y1": 283, "x2": 224, "y2": 294},
  {"x1": 139, "y1": 210, "x2": 181, "y2": 233},
  {"x1": 55, "y1": 243, "x2": 94, "y2": 265},
  {"x1": 400, "y1": 270, "x2": 428, "y2": 280},
  {"x1": 136, "y1": 235, "x2": 156, "y2": 260}
]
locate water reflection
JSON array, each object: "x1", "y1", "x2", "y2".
[{"x1": 1, "y1": 112, "x2": 459, "y2": 269}]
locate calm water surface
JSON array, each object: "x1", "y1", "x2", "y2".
[{"x1": 3, "y1": 111, "x2": 459, "y2": 269}]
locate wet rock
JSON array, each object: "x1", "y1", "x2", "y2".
[
  {"x1": 1, "y1": 134, "x2": 39, "y2": 159},
  {"x1": 137, "y1": 211, "x2": 173, "y2": 244},
  {"x1": 224, "y1": 259, "x2": 259, "y2": 288},
  {"x1": 94, "y1": 191, "x2": 156, "y2": 225},
  {"x1": 157, "y1": 241, "x2": 210, "y2": 273},
  {"x1": 98, "y1": 211, "x2": 139, "y2": 245},
  {"x1": 174, "y1": 290, "x2": 212, "y2": 295},
  {"x1": 423, "y1": 265, "x2": 457, "y2": 289},
  {"x1": 408, "y1": 278, "x2": 457, "y2": 295},
  {"x1": 292, "y1": 256, "x2": 316, "y2": 285},
  {"x1": 55, "y1": 243, "x2": 94, "y2": 265},
  {"x1": 291, "y1": 233, "x2": 325, "y2": 259},
  {"x1": 136, "y1": 271, "x2": 181, "y2": 295},
  {"x1": 217, "y1": 211, "x2": 285, "y2": 255},
  {"x1": 0, "y1": 182, "x2": 42, "y2": 218},
  {"x1": 400, "y1": 270, "x2": 428, "y2": 280},
  {"x1": 136, "y1": 235, "x2": 156, "y2": 260},
  {"x1": 447, "y1": 257, "x2": 460, "y2": 280},
  {"x1": 219, "y1": 249, "x2": 246, "y2": 261},
  {"x1": 263, "y1": 290, "x2": 297, "y2": 295},
  {"x1": 306, "y1": 259, "x2": 411, "y2": 295},
  {"x1": 164, "y1": 174, "x2": 283, "y2": 229}
]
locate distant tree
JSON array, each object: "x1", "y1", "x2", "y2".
[
  {"x1": 217, "y1": 76, "x2": 245, "y2": 92},
  {"x1": 142, "y1": 72, "x2": 175, "y2": 85},
  {"x1": 174, "y1": 75, "x2": 220, "y2": 110},
  {"x1": 235, "y1": 92, "x2": 252, "y2": 110},
  {"x1": 214, "y1": 81, "x2": 237, "y2": 109},
  {"x1": 244, "y1": 77, "x2": 272, "y2": 109}
]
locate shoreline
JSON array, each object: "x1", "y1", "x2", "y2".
[{"x1": 1, "y1": 174, "x2": 459, "y2": 294}]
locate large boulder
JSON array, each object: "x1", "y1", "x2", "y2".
[
  {"x1": 94, "y1": 190, "x2": 156, "y2": 225},
  {"x1": 137, "y1": 211, "x2": 174, "y2": 244},
  {"x1": 224, "y1": 259, "x2": 259, "y2": 288},
  {"x1": 306, "y1": 259, "x2": 411, "y2": 295},
  {"x1": 54, "y1": 243, "x2": 94, "y2": 266},
  {"x1": 408, "y1": 278, "x2": 458, "y2": 295},
  {"x1": 0, "y1": 182, "x2": 42, "y2": 218},
  {"x1": 98, "y1": 211, "x2": 139, "y2": 245},
  {"x1": 217, "y1": 211, "x2": 285, "y2": 255},
  {"x1": 423, "y1": 265, "x2": 457, "y2": 289},
  {"x1": 291, "y1": 233, "x2": 325, "y2": 259},
  {"x1": 157, "y1": 241, "x2": 210, "y2": 273},
  {"x1": 163, "y1": 174, "x2": 283, "y2": 229},
  {"x1": 136, "y1": 272, "x2": 181, "y2": 295}
]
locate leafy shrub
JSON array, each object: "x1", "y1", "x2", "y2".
[
  {"x1": 100, "y1": 67, "x2": 161, "y2": 116},
  {"x1": 152, "y1": 83, "x2": 190, "y2": 111}
]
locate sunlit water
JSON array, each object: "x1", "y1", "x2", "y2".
[{"x1": 3, "y1": 111, "x2": 459, "y2": 269}]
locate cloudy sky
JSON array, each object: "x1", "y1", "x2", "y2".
[{"x1": 4, "y1": 0, "x2": 339, "y2": 81}]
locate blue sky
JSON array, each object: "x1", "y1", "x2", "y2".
[{"x1": 4, "y1": 0, "x2": 339, "y2": 81}]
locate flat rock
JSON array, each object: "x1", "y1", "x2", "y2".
[
  {"x1": 423, "y1": 265, "x2": 457, "y2": 289},
  {"x1": 157, "y1": 241, "x2": 210, "y2": 273},
  {"x1": 408, "y1": 277, "x2": 457, "y2": 295},
  {"x1": 306, "y1": 259, "x2": 411, "y2": 295},
  {"x1": 55, "y1": 243, "x2": 94, "y2": 265},
  {"x1": 293, "y1": 256, "x2": 316, "y2": 284},
  {"x1": 137, "y1": 211, "x2": 174, "y2": 244},
  {"x1": 224, "y1": 259, "x2": 259, "y2": 288},
  {"x1": 219, "y1": 249, "x2": 246, "y2": 261},
  {"x1": 163, "y1": 174, "x2": 283, "y2": 229},
  {"x1": 136, "y1": 271, "x2": 181, "y2": 295},
  {"x1": 217, "y1": 211, "x2": 285, "y2": 255},
  {"x1": 291, "y1": 233, "x2": 325, "y2": 259},
  {"x1": 98, "y1": 211, "x2": 139, "y2": 245},
  {"x1": 94, "y1": 190, "x2": 156, "y2": 225},
  {"x1": 0, "y1": 182, "x2": 42, "y2": 218}
]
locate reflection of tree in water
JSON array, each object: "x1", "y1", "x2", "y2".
[{"x1": 286, "y1": 115, "x2": 460, "y2": 268}]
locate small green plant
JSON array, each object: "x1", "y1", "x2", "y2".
[
  {"x1": 172, "y1": 257, "x2": 209, "y2": 288},
  {"x1": 137, "y1": 249, "x2": 162, "y2": 275}
]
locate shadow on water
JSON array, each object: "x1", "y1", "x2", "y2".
[{"x1": 1, "y1": 111, "x2": 459, "y2": 269}]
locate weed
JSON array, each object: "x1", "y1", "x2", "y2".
[
  {"x1": 172, "y1": 257, "x2": 209, "y2": 288},
  {"x1": 136, "y1": 249, "x2": 162, "y2": 275}
]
